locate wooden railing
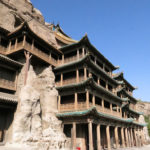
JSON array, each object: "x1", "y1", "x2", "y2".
[
  {"x1": 0, "y1": 78, "x2": 16, "y2": 91},
  {"x1": 5, "y1": 42, "x2": 57, "y2": 66},
  {"x1": 0, "y1": 46, "x2": 6, "y2": 54},
  {"x1": 57, "y1": 54, "x2": 83, "y2": 65},
  {"x1": 60, "y1": 103, "x2": 74, "y2": 112},
  {"x1": 56, "y1": 76, "x2": 84, "y2": 87},
  {"x1": 60, "y1": 102, "x2": 122, "y2": 118}
]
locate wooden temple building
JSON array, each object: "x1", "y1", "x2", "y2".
[{"x1": 0, "y1": 22, "x2": 146, "y2": 150}]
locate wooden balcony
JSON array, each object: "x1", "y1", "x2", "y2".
[
  {"x1": 60, "y1": 102, "x2": 122, "y2": 118},
  {"x1": 58, "y1": 54, "x2": 83, "y2": 65},
  {"x1": 0, "y1": 79, "x2": 16, "y2": 91},
  {"x1": 4, "y1": 42, "x2": 57, "y2": 66},
  {"x1": 56, "y1": 76, "x2": 84, "y2": 87},
  {"x1": 0, "y1": 46, "x2": 6, "y2": 54}
]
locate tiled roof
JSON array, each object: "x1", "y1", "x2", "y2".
[
  {"x1": 57, "y1": 106, "x2": 146, "y2": 127},
  {"x1": 57, "y1": 77, "x2": 128, "y2": 103},
  {"x1": 0, "y1": 54, "x2": 23, "y2": 67},
  {"x1": 54, "y1": 54, "x2": 122, "y2": 85},
  {"x1": 0, "y1": 92, "x2": 18, "y2": 103}
]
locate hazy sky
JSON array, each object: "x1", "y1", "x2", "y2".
[{"x1": 31, "y1": 0, "x2": 150, "y2": 102}]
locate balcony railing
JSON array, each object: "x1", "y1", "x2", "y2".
[
  {"x1": 6, "y1": 42, "x2": 57, "y2": 66},
  {"x1": 56, "y1": 76, "x2": 84, "y2": 87},
  {"x1": 60, "y1": 102, "x2": 122, "y2": 118},
  {"x1": 0, "y1": 46, "x2": 6, "y2": 54},
  {"x1": 0, "y1": 78, "x2": 16, "y2": 91}
]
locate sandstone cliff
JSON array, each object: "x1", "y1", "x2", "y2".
[
  {"x1": 0, "y1": 0, "x2": 59, "y2": 48},
  {"x1": 12, "y1": 65, "x2": 71, "y2": 150}
]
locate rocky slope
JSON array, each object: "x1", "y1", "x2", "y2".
[{"x1": 0, "y1": 0, "x2": 58, "y2": 48}]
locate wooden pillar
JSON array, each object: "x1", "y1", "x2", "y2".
[
  {"x1": 58, "y1": 96, "x2": 61, "y2": 112},
  {"x1": 23, "y1": 34, "x2": 26, "y2": 47},
  {"x1": 88, "y1": 121, "x2": 93, "y2": 150},
  {"x1": 72, "y1": 122, "x2": 76, "y2": 150},
  {"x1": 141, "y1": 128, "x2": 145, "y2": 146},
  {"x1": 133, "y1": 128, "x2": 138, "y2": 147},
  {"x1": 92, "y1": 95, "x2": 95, "y2": 106},
  {"x1": 97, "y1": 78, "x2": 100, "y2": 85},
  {"x1": 106, "y1": 81, "x2": 108, "y2": 90},
  {"x1": 88, "y1": 72, "x2": 92, "y2": 78},
  {"x1": 15, "y1": 38, "x2": 18, "y2": 49},
  {"x1": 76, "y1": 69, "x2": 79, "y2": 83},
  {"x1": 121, "y1": 127, "x2": 125, "y2": 148},
  {"x1": 114, "y1": 126, "x2": 119, "y2": 148},
  {"x1": 31, "y1": 39, "x2": 34, "y2": 50},
  {"x1": 86, "y1": 90, "x2": 89, "y2": 109},
  {"x1": 97, "y1": 124, "x2": 101, "y2": 150},
  {"x1": 138, "y1": 128, "x2": 142, "y2": 146},
  {"x1": 106, "y1": 125, "x2": 111, "y2": 150},
  {"x1": 77, "y1": 49, "x2": 79, "y2": 60},
  {"x1": 62, "y1": 54, "x2": 64, "y2": 64},
  {"x1": 102, "y1": 99, "x2": 104, "y2": 112},
  {"x1": 110, "y1": 103, "x2": 112, "y2": 113},
  {"x1": 8, "y1": 40, "x2": 12, "y2": 51},
  {"x1": 94, "y1": 57, "x2": 97, "y2": 64},
  {"x1": 82, "y1": 47, "x2": 85, "y2": 57},
  {"x1": 61, "y1": 73, "x2": 63, "y2": 86},
  {"x1": 74, "y1": 93, "x2": 78, "y2": 110},
  {"x1": 130, "y1": 128, "x2": 134, "y2": 147},
  {"x1": 128, "y1": 128, "x2": 131, "y2": 147},
  {"x1": 116, "y1": 106, "x2": 119, "y2": 113},
  {"x1": 84, "y1": 67, "x2": 87, "y2": 80},
  {"x1": 125, "y1": 128, "x2": 129, "y2": 147},
  {"x1": 15, "y1": 71, "x2": 19, "y2": 90},
  {"x1": 120, "y1": 108, "x2": 122, "y2": 117}
]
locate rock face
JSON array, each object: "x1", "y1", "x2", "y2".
[
  {"x1": 12, "y1": 65, "x2": 71, "y2": 150},
  {"x1": 136, "y1": 102, "x2": 150, "y2": 142},
  {"x1": 136, "y1": 102, "x2": 150, "y2": 116},
  {"x1": 0, "y1": 0, "x2": 59, "y2": 48}
]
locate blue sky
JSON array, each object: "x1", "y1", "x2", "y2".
[{"x1": 31, "y1": 0, "x2": 150, "y2": 102}]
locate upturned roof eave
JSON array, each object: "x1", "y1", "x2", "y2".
[
  {"x1": 56, "y1": 106, "x2": 134, "y2": 123},
  {"x1": 117, "y1": 88, "x2": 138, "y2": 102},
  {"x1": 113, "y1": 72, "x2": 135, "y2": 90},
  {"x1": 54, "y1": 54, "x2": 120, "y2": 85},
  {"x1": 0, "y1": 54, "x2": 23, "y2": 68},
  {"x1": 128, "y1": 108, "x2": 144, "y2": 115},
  {"x1": 60, "y1": 35, "x2": 117, "y2": 70},
  {"x1": 7, "y1": 22, "x2": 62, "y2": 55},
  {"x1": 56, "y1": 78, "x2": 127, "y2": 103}
]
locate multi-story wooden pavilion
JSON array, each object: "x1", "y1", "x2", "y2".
[{"x1": 0, "y1": 22, "x2": 146, "y2": 150}]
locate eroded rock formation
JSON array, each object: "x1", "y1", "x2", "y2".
[
  {"x1": 12, "y1": 66, "x2": 71, "y2": 150},
  {"x1": 0, "y1": 0, "x2": 59, "y2": 48}
]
